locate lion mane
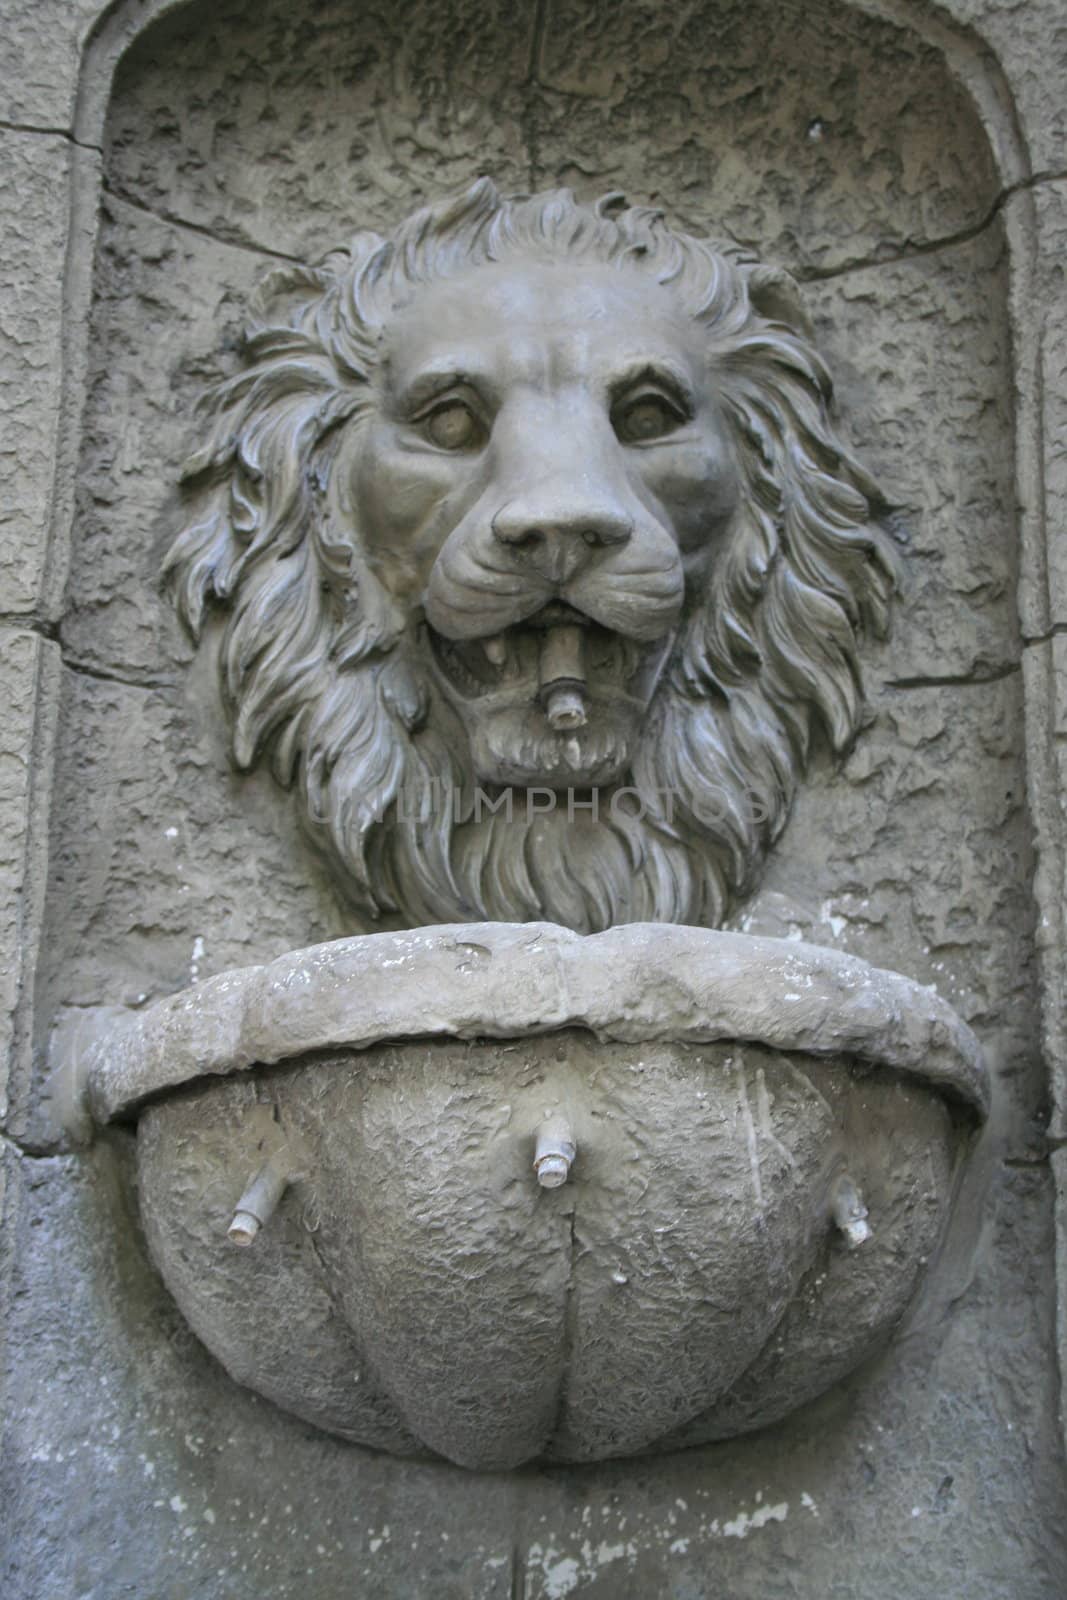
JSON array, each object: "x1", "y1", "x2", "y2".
[{"x1": 166, "y1": 179, "x2": 897, "y2": 934}]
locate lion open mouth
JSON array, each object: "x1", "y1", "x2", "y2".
[{"x1": 427, "y1": 601, "x2": 659, "y2": 731}]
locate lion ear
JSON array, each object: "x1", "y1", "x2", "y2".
[{"x1": 745, "y1": 264, "x2": 815, "y2": 341}]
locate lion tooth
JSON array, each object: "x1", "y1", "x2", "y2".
[{"x1": 484, "y1": 635, "x2": 507, "y2": 667}]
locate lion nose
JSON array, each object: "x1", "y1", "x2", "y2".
[{"x1": 492, "y1": 499, "x2": 632, "y2": 584}]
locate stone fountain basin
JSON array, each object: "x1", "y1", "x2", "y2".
[{"x1": 85, "y1": 923, "x2": 987, "y2": 1470}]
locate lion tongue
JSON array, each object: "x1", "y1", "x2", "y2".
[{"x1": 538, "y1": 623, "x2": 588, "y2": 731}]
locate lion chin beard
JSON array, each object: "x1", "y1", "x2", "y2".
[
  {"x1": 300, "y1": 605, "x2": 771, "y2": 936},
  {"x1": 358, "y1": 657, "x2": 751, "y2": 935}
]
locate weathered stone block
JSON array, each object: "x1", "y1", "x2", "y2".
[
  {"x1": 0, "y1": 0, "x2": 99, "y2": 132},
  {"x1": 939, "y1": 0, "x2": 1067, "y2": 175},
  {"x1": 0, "y1": 133, "x2": 73, "y2": 618},
  {"x1": 0, "y1": 627, "x2": 60, "y2": 1126},
  {"x1": 1030, "y1": 182, "x2": 1067, "y2": 630}
]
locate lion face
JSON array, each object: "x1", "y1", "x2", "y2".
[
  {"x1": 167, "y1": 182, "x2": 896, "y2": 933},
  {"x1": 346, "y1": 260, "x2": 740, "y2": 789}
]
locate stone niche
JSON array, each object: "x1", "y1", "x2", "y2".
[{"x1": 13, "y1": 0, "x2": 1065, "y2": 1596}]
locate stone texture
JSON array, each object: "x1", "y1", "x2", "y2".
[
  {"x1": 999, "y1": 182, "x2": 1067, "y2": 1143},
  {"x1": 0, "y1": 1, "x2": 101, "y2": 131},
  {"x1": 510, "y1": 1168, "x2": 1066, "y2": 1600},
  {"x1": 100, "y1": 0, "x2": 1003, "y2": 279},
  {"x1": 803, "y1": 226, "x2": 1017, "y2": 680},
  {"x1": 2, "y1": 0, "x2": 1066, "y2": 1591},
  {"x1": 1026, "y1": 181, "x2": 1067, "y2": 631},
  {"x1": 0, "y1": 628, "x2": 60, "y2": 1129},
  {"x1": 748, "y1": 667, "x2": 1043, "y2": 1158},
  {"x1": 38, "y1": 658, "x2": 347, "y2": 1021},
  {"x1": 938, "y1": 0, "x2": 1067, "y2": 175},
  {"x1": 1, "y1": 0, "x2": 1062, "y2": 190},
  {"x1": 1040, "y1": 630, "x2": 1067, "y2": 1136},
  {"x1": 59, "y1": 195, "x2": 265, "y2": 678},
  {"x1": 103, "y1": 0, "x2": 533, "y2": 262},
  {"x1": 0, "y1": 132, "x2": 74, "y2": 618},
  {"x1": 2, "y1": 1139, "x2": 1063, "y2": 1599},
  {"x1": 1056, "y1": 1146, "x2": 1067, "y2": 1464},
  {"x1": 137, "y1": 1031, "x2": 959, "y2": 1466},
  {"x1": 530, "y1": 0, "x2": 999, "y2": 276},
  {"x1": 0, "y1": 1136, "x2": 518, "y2": 1600},
  {"x1": 76, "y1": 921, "x2": 987, "y2": 1122}
]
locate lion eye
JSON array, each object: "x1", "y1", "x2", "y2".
[
  {"x1": 614, "y1": 395, "x2": 684, "y2": 444},
  {"x1": 426, "y1": 401, "x2": 482, "y2": 451}
]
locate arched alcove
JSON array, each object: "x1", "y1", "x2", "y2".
[
  {"x1": 53, "y1": 0, "x2": 1034, "y2": 1108},
  {"x1": 22, "y1": 0, "x2": 1063, "y2": 1594}
]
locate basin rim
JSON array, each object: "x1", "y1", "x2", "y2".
[{"x1": 81, "y1": 921, "x2": 988, "y2": 1123}]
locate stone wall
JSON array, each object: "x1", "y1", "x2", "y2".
[{"x1": 2, "y1": 1, "x2": 1066, "y2": 1595}]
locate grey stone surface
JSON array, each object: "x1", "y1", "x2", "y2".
[
  {"x1": 1018, "y1": 638, "x2": 1067, "y2": 1155},
  {"x1": 103, "y1": 0, "x2": 532, "y2": 261},
  {"x1": 66, "y1": 922, "x2": 984, "y2": 1464},
  {"x1": 940, "y1": 0, "x2": 1067, "y2": 175},
  {"x1": 1055, "y1": 1145, "x2": 1067, "y2": 1465},
  {"x1": 101, "y1": 0, "x2": 1002, "y2": 277},
  {"x1": 40, "y1": 659, "x2": 347, "y2": 1015},
  {"x1": 996, "y1": 181, "x2": 1067, "y2": 1155},
  {"x1": 2, "y1": 1138, "x2": 1063, "y2": 1599},
  {"x1": 0, "y1": 0, "x2": 101, "y2": 131},
  {"x1": 512, "y1": 1174, "x2": 1066, "y2": 1597},
  {"x1": 1042, "y1": 628, "x2": 1067, "y2": 1137},
  {"x1": 78, "y1": 922, "x2": 988, "y2": 1123},
  {"x1": 0, "y1": 630, "x2": 39, "y2": 1114},
  {"x1": 2, "y1": 0, "x2": 1066, "y2": 1590},
  {"x1": 530, "y1": 0, "x2": 1000, "y2": 274},
  {"x1": 803, "y1": 226, "x2": 1018, "y2": 681},
  {"x1": 0, "y1": 628, "x2": 60, "y2": 1129},
  {"x1": 58, "y1": 195, "x2": 264, "y2": 679},
  {"x1": 1026, "y1": 181, "x2": 1067, "y2": 630},
  {"x1": 0, "y1": 131, "x2": 73, "y2": 618},
  {"x1": 750, "y1": 667, "x2": 1043, "y2": 1159},
  {"x1": 0, "y1": 1136, "x2": 519, "y2": 1600},
  {"x1": 137, "y1": 1029, "x2": 961, "y2": 1465},
  {"x1": 0, "y1": 0, "x2": 1062, "y2": 186}
]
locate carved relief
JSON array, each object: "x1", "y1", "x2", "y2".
[
  {"x1": 167, "y1": 180, "x2": 897, "y2": 931},
  {"x1": 65, "y1": 183, "x2": 988, "y2": 1471},
  {"x1": 80, "y1": 922, "x2": 985, "y2": 1469}
]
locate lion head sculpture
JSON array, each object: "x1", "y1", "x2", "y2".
[{"x1": 167, "y1": 179, "x2": 897, "y2": 933}]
